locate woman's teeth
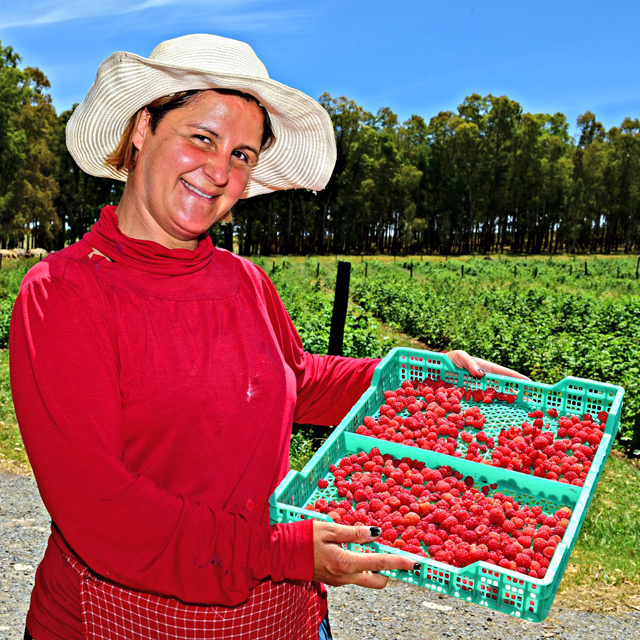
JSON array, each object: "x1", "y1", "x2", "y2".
[{"x1": 181, "y1": 179, "x2": 214, "y2": 199}]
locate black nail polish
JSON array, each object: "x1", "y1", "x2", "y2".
[
  {"x1": 477, "y1": 368, "x2": 486, "y2": 374},
  {"x1": 413, "y1": 563, "x2": 422, "y2": 571},
  {"x1": 369, "y1": 527, "x2": 381, "y2": 537}
]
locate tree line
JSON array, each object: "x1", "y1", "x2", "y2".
[{"x1": 1, "y1": 40, "x2": 639, "y2": 255}]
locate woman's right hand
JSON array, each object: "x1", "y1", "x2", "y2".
[{"x1": 313, "y1": 520, "x2": 418, "y2": 588}]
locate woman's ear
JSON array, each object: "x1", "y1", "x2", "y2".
[{"x1": 132, "y1": 108, "x2": 151, "y2": 153}]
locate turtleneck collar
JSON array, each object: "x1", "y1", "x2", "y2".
[
  {"x1": 80, "y1": 205, "x2": 240, "y2": 301},
  {"x1": 83, "y1": 206, "x2": 213, "y2": 276}
]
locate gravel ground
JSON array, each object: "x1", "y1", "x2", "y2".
[{"x1": 1, "y1": 470, "x2": 638, "y2": 640}]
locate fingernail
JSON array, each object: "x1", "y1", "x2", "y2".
[
  {"x1": 369, "y1": 527, "x2": 381, "y2": 537},
  {"x1": 477, "y1": 368, "x2": 485, "y2": 375},
  {"x1": 413, "y1": 563, "x2": 422, "y2": 571}
]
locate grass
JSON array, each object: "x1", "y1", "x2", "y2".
[
  {"x1": 0, "y1": 348, "x2": 28, "y2": 471},
  {"x1": 557, "y1": 451, "x2": 640, "y2": 612},
  {"x1": 563, "y1": 451, "x2": 640, "y2": 583}
]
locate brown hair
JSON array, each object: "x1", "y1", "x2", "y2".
[{"x1": 105, "y1": 89, "x2": 276, "y2": 174}]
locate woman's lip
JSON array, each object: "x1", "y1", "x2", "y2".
[{"x1": 180, "y1": 178, "x2": 218, "y2": 199}]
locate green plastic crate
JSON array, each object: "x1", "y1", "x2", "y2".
[{"x1": 270, "y1": 348, "x2": 625, "y2": 622}]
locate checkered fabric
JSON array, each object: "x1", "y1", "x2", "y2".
[{"x1": 65, "y1": 556, "x2": 320, "y2": 639}]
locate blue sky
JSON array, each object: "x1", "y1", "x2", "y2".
[{"x1": 1, "y1": 0, "x2": 638, "y2": 137}]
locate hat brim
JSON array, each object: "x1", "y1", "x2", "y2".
[{"x1": 66, "y1": 52, "x2": 336, "y2": 198}]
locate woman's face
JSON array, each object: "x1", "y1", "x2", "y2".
[{"x1": 128, "y1": 90, "x2": 264, "y2": 249}]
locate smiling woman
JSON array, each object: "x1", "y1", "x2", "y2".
[{"x1": 8, "y1": 33, "x2": 416, "y2": 640}]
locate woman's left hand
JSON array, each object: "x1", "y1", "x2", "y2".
[{"x1": 445, "y1": 349, "x2": 530, "y2": 381}]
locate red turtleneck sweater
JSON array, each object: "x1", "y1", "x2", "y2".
[{"x1": 10, "y1": 206, "x2": 379, "y2": 640}]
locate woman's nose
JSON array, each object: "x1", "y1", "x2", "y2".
[{"x1": 202, "y1": 152, "x2": 230, "y2": 187}]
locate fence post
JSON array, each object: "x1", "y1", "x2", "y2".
[
  {"x1": 316, "y1": 262, "x2": 320, "y2": 278},
  {"x1": 636, "y1": 256, "x2": 639, "y2": 279},
  {"x1": 569, "y1": 264, "x2": 573, "y2": 276},
  {"x1": 272, "y1": 260, "x2": 276, "y2": 273},
  {"x1": 514, "y1": 265, "x2": 517, "y2": 278},
  {"x1": 534, "y1": 267, "x2": 538, "y2": 278},
  {"x1": 584, "y1": 261, "x2": 588, "y2": 276},
  {"x1": 461, "y1": 265, "x2": 465, "y2": 278},
  {"x1": 410, "y1": 263, "x2": 413, "y2": 278},
  {"x1": 328, "y1": 261, "x2": 351, "y2": 356},
  {"x1": 617, "y1": 266, "x2": 621, "y2": 279}
]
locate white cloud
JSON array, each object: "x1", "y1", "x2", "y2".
[{"x1": 0, "y1": 0, "x2": 305, "y2": 29}]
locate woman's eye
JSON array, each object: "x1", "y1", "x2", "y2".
[{"x1": 232, "y1": 150, "x2": 249, "y2": 163}]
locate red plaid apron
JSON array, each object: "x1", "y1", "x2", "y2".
[{"x1": 65, "y1": 556, "x2": 321, "y2": 640}]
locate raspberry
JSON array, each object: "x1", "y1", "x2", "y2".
[
  {"x1": 533, "y1": 436, "x2": 548, "y2": 450},
  {"x1": 405, "y1": 512, "x2": 420, "y2": 526},
  {"x1": 455, "y1": 547, "x2": 471, "y2": 566},
  {"x1": 533, "y1": 538, "x2": 547, "y2": 553},
  {"x1": 501, "y1": 520, "x2": 516, "y2": 535},
  {"x1": 404, "y1": 543, "x2": 423, "y2": 555},
  {"x1": 432, "y1": 508, "x2": 449, "y2": 524},
  {"x1": 317, "y1": 478, "x2": 329, "y2": 489},
  {"x1": 382, "y1": 528, "x2": 398, "y2": 542}
]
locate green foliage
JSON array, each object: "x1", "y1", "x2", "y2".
[
  {"x1": 289, "y1": 424, "x2": 334, "y2": 472},
  {"x1": 265, "y1": 259, "x2": 388, "y2": 359},
  {"x1": 0, "y1": 295, "x2": 15, "y2": 348},
  {"x1": 0, "y1": 347, "x2": 25, "y2": 468},
  {"x1": 351, "y1": 257, "x2": 640, "y2": 447},
  {"x1": 0, "y1": 41, "x2": 62, "y2": 248},
  {"x1": 0, "y1": 257, "x2": 33, "y2": 347}
]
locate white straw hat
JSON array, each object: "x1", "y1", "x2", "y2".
[{"x1": 66, "y1": 34, "x2": 336, "y2": 198}]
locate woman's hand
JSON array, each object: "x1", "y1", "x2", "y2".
[
  {"x1": 313, "y1": 521, "x2": 417, "y2": 589},
  {"x1": 445, "y1": 349, "x2": 530, "y2": 381}
]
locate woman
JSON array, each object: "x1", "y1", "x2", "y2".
[{"x1": 10, "y1": 34, "x2": 526, "y2": 640}]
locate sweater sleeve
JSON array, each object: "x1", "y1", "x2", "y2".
[
  {"x1": 9, "y1": 264, "x2": 313, "y2": 606},
  {"x1": 257, "y1": 270, "x2": 381, "y2": 426}
]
